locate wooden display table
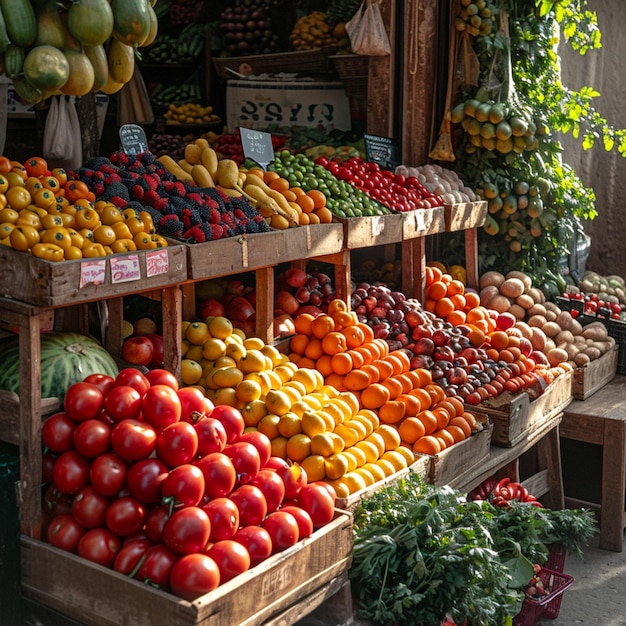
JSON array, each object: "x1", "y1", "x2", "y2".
[{"x1": 560, "y1": 375, "x2": 626, "y2": 552}]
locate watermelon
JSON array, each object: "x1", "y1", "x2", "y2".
[{"x1": 0, "y1": 332, "x2": 119, "y2": 402}]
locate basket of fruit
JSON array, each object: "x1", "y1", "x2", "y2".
[{"x1": 513, "y1": 565, "x2": 574, "y2": 625}]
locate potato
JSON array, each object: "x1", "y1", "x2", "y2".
[
  {"x1": 545, "y1": 310, "x2": 558, "y2": 322},
  {"x1": 544, "y1": 338, "x2": 556, "y2": 352},
  {"x1": 515, "y1": 293, "x2": 535, "y2": 310},
  {"x1": 508, "y1": 303, "x2": 527, "y2": 320},
  {"x1": 479, "y1": 271, "x2": 506, "y2": 290},
  {"x1": 530, "y1": 327, "x2": 547, "y2": 351},
  {"x1": 560, "y1": 342, "x2": 579, "y2": 361},
  {"x1": 547, "y1": 347, "x2": 569, "y2": 367},
  {"x1": 569, "y1": 318, "x2": 583, "y2": 336},
  {"x1": 555, "y1": 329, "x2": 575, "y2": 345},
  {"x1": 543, "y1": 321, "x2": 562, "y2": 338},
  {"x1": 555, "y1": 311, "x2": 575, "y2": 332},
  {"x1": 582, "y1": 322, "x2": 608, "y2": 341},
  {"x1": 583, "y1": 346, "x2": 602, "y2": 361},
  {"x1": 514, "y1": 321, "x2": 534, "y2": 340},
  {"x1": 489, "y1": 294, "x2": 514, "y2": 313},
  {"x1": 506, "y1": 270, "x2": 533, "y2": 291},
  {"x1": 528, "y1": 314, "x2": 547, "y2": 328},
  {"x1": 479, "y1": 285, "x2": 500, "y2": 307},
  {"x1": 528, "y1": 287, "x2": 545, "y2": 304},
  {"x1": 544, "y1": 301, "x2": 561, "y2": 315},
  {"x1": 527, "y1": 303, "x2": 547, "y2": 318},
  {"x1": 574, "y1": 352, "x2": 591, "y2": 367},
  {"x1": 499, "y1": 278, "x2": 526, "y2": 299}
]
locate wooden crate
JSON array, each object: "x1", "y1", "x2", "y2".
[
  {"x1": 401, "y1": 206, "x2": 446, "y2": 239},
  {"x1": 480, "y1": 370, "x2": 573, "y2": 447},
  {"x1": 444, "y1": 201, "x2": 487, "y2": 232},
  {"x1": 425, "y1": 419, "x2": 493, "y2": 486},
  {"x1": 0, "y1": 244, "x2": 187, "y2": 307},
  {"x1": 21, "y1": 510, "x2": 352, "y2": 626},
  {"x1": 573, "y1": 345, "x2": 618, "y2": 400},
  {"x1": 0, "y1": 391, "x2": 59, "y2": 446},
  {"x1": 334, "y1": 455, "x2": 431, "y2": 511},
  {"x1": 334, "y1": 214, "x2": 403, "y2": 249}
]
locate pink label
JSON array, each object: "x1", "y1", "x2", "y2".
[
  {"x1": 80, "y1": 260, "x2": 106, "y2": 287},
  {"x1": 110, "y1": 255, "x2": 141, "y2": 283},
  {"x1": 146, "y1": 249, "x2": 169, "y2": 277}
]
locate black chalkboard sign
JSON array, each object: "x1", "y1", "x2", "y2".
[
  {"x1": 364, "y1": 134, "x2": 399, "y2": 170},
  {"x1": 239, "y1": 127, "x2": 274, "y2": 170},
  {"x1": 119, "y1": 124, "x2": 148, "y2": 156}
]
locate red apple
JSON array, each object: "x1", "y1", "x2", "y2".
[
  {"x1": 200, "y1": 298, "x2": 226, "y2": 319},
  {"x1": 122, "y1": 336, "x2": 154, "y2": 366},
  {"x1": 226, "y1": 296, "x2": 256, "y2": 322},
  {"x1": 145, "y1": 333, "x2": 164, "y2": 368},
  {"x1": 284, "y1": 268, "x2": 309, "y2": 288}
]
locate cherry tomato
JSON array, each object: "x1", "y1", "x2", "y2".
[
  {"x1": 156, "y1": 421, "x2": 199, "y2": 467},
  {"x1": 178, "y1": 387, "x2": 210, "y2": 423},
  {"x1": 209, "y1": 405, "x2": 245, "y2": 443},
  {"x1": 236, "y1": 431, "x2": 271, "y2": 467},
  {"x1": 250, "y1": 469, "x2": 285, "y2": 513},
  {"x1": 82, "y1": 373, "x2": 115, "y2": 396},
  {"x1": 194, "y1": 452, "x2": 236, "y2": 499},
  {"x1": 113, "y1": 368, "x2": 150, "y2": 395},
  {"x1": 145, "y1": 368, "x2": 179, "y2": 390},
  {"x1": 202, "y1": 497, "x2": 240, "y2": 542},
  {"x1": 71, "y1": 485, "x2": 110, "y2": 529},
  {"x1": 161, "y1": 464, "x2": 205, "y2": 507},
  {"x1": 111, "y1": 418, "x2": 157, "y2": 461},
  {"x1": 135, "y1": 544, "x2": 179, "y2": 589},
  {"x1": 53, "y1": 449, "x2": 91, "y2": 495},
  {"x1": 162, "y1": 506, "x2": 211, "y2": 555},
  {"x1": 142, "y1": 385, "x2": 182, "y2": 430},
  {"x1": 103, "y1": 385, "x2": 142, "y2": 421},
  {"x1": 42, "y1": 412, "x2": 75, "y2": 454},
  {"x1": 206, "y1": 539, "x2": 250, "y2": 583},
  {"x1": 193, "y1": 416, "x2": 227, "y2": 456},
  {"x1": 261, "y1": 511, "x2": 300, "y2": 554},
  {"x1": 78, "y1": 527, "x2": 121, "y2": 567},
  {"x1": 169, "y1": 553, "x2": 220, "y2": 601},
  {"x1": 233, "y1": 525, "x2": 273, "y2": 566},
  {"x1": 47, "y1": 514, "x2": 86, "y2": 553},
  {"x1": 126, "y1": 458, "x2": 168, "y2": 504},
  {"x1": 106, "y1": 496, "x2": 147, "y2": 537},
  {"x1": 64, "y1": 382, "x2": 105, "y2": 421},
  {"x1": 113, "y1": 537, "x2": 153, "y2": 576},
  {"x1": 229, "y1": 484, "x2": 267, "y2": 527},
  {"x1": 223, "y1": 441, "x2": 261, "y2": 486},
  {"x1": 279, "y1": 505, "x2": 314, "y2": 540},
  {"x1": 295, "y1": 483, "x2": 335, "y2": 528},
  {"x1": 72, "y1": 418, "x2": 111, "y2": 458},
  {"x1": 89, "y1": 452, "x2": 128, "y2": 497}
]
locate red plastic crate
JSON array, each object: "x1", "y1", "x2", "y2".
[{"x1": 513, "y1": 567, "x2": 574, "y2": 625}]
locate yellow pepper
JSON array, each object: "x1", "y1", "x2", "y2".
[
  {"x1": 10, "y1": 225, "x2": 40, "y2": 251},
  {"x1": 32, "y1": 242, "x2": 65, "y2": 262}
]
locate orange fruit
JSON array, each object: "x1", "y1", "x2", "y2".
[
  {"x1": 315, "y1": 353, "x2": 334, "y2": 377},
  {"x1": 321, "y1": 331, "x2": 347, "y2": 356},
  {"x1": 343, "y1": 369, "x2": 371, "y2": 391},
  {"x1": 311, "y1": 314, "x2": 335, "y2": 339},
  {"x1": 425, "y1": 266, "x2": 443, "y2": 284},
  {"x1": 464, "y1": 291, "x2": 481, "y2": 309},
  {"x1": 331, "y1": 352, "x2": 353, "y2": 376},
  {"x1": 341, "y1": 325, "x2": 365, "y2": 349},
  {"x1": 296, "y1": 194, "x2": 315, "y2": 213},
  {"x1": 325, "y1": 372, "x2": 346, "y2": 391},
  {"x1": 446, "y1": 310, "x2": 467, "y2": 326},
  {"x1": 425, "y1": 384, "x2": 446, "y2": 405},
  {"x1": 394, "y1": 373, "x2": 414, "y2": 394},
  {"x1": 432, "y1": 406, "x2": 451, "y2": 430},
  {"x1": 398, "y1": 416, "x2": 426, "y2": 444},
  {"x1": 372, "y1": 358, "x2": 394, "y2": 381},
  {"x1": 346, "y1": 349, "x2": 365, "y2": 370},
  {"x1": 381, "y1": 376, "x2": 403, "y2": 400},
  {"x1": 435, "y1": 297, "x2": 455, "y2": 319},
  {"x1": 489, "y1": 330, "x2": 510, "y2": 351},
  {"x1": 304, "y1": 338, "x2": 324, "y2": 361},
  {"x1": 396, "y1": 393, "x2": 421, "y2": 417},
  {"x1": 294, "y1": 313, "x2": 315, "y2": 336},
  {"x1": 426, "y1": 281, "x2": 448, "y2": 300},
  {"x1": 417, "y1": 410, "x2": 438, "y2": 435},
  {"x1": 432, "y1": 428, "x2": 455, "y2": 450},
  {"x1": 360, "y1": 383, "x2": 391, "y2": 410},
  {"x1": 378, "y1": 400, "x2": 406, "y2": 424},
  {"x1": 412, "y1": 435, "x2": 441, "y2": 455},
  {"x1": 446, "y1": 424, "x2": 467, "y2": 443},
  {"x1": 448, "y1": 416, "x2": 472, "y2": 438},
  {"x1": 446, "y1": 279, "x2": 465, "y2": 296},
  {"x1": 408, "y1": 387, "x2": 432, "y2": 412}
]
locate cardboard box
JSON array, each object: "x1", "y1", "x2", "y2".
[
  {"x1": 226, "y1": 79, "x2": 352, "y2": 132},
  {"x1": 573, "y1": 345, "x2": 618, "y2": 400}
]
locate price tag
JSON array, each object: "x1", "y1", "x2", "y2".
[
  {"x1": 239, "y1": 127, "x2": 274, "y2": 170},
  {"x1": 146, "y1": 249, "x2": 169, "y2": 277},
  {"x1": 364, "y1": 134, "x2": 399, "y2": 170},
  {"x1": 119, "y1": 124, "x2": 148, "y2": 156},
  {"x1": 110, "y1": 254, "x2": 141, "y2": 283},
  {"x1": 80, "y1": 260, "x2": 106, "y2": 288}
]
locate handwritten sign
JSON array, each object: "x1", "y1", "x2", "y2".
[
  {"x1": 146, "y1": 249, "x2": 169, "y2": 277},
  {"x1": 240, "y1": 127, "x2": 274, "y2": 170},
  {"x1": 119, "y1": 124, "x2": 148, "y2": 155},
  {"x1": 110, "y1": 254, "x2": 141, "y2": 283},
  {"x1": 80, "y1": 260, "x2": 106, "y2": 288},
  {"x1": 364, "y1": 134, "x2": 398, "y2": 170}
]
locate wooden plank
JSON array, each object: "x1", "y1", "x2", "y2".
[
  {"x1": 444, "y1": 201, "x2": 488, "y2": 232},
  {"x1": 600, "y1": 416, "x2": 626, "y2": 552},
  {"x1": 401, "y1": 207, "x2": 446, "y2": 240},
  {"x1": 401, "y1": 237, "x2": 426, "y2": 301},
  {"x1": 255, "y1": 267, "x2": 274, "y2": 344},
  {"x1": 335, "y1": 214, "x2": 403, "y2": 249}
]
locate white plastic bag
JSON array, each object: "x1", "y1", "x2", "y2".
[
  {"x1": 345, "y1": 0, "x2": 391, "y2": 56},
  {"x1": 43, "y1": 96, "x2": 83, "y2": 170}
]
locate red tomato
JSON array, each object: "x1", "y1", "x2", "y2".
[
  {"x1": 89, "y1": 452, "x2": 128, "y2": 497},
  {"x1": 42, "y1": 412, "x2": 76, "y2": 454},
  {"x1": 276, "y1": 462, "x2": 307, "y2": 500},
  {"x1": 43, "y1": 484, "x2": 73, "y2": 518},
  {"x1": 206, "y1": 539, "x2": 250, "y2": 583},
  {"x1": 46, "y1": 514, "x2": 85, "y2": 553},
  {"x1": 126, "y1": 458, "x2": 168, "y2": 504},
  {"x1": 161, "y1": 463, "x2": 205, "y2": 507},
  {"x1": 261, "y1": 511, "x2": 300, "y2": 553},
  {"x1": 194, "y1": 416, "x2": 227, "y2": 456},
  {"x1": 236, "y1": 431, "x2": 271, "y2": 467},
  {"x1": 111, "y1": 419, "x2": 157, "y2": 462},
  {"x1": 156, "y1": 421, "x2": 199, "y2": 467},
  {"x1": 113, "y1": 368, "x2": 150, "y2": 395},
  {"x1": 113, "y1": 537, "x2": 153, "y2": 576},
  {"x1": 72, "y1": 485, "x2": 110, "y2": 529},
  {"x1": 250, "y1": 469, "x2": 285, "y2": 513},
  {"x1": 178, "y1": 387, "x2": 210, "y2": 423},
  {"x1": 162, "y1": 506, "x2": 211, "y2": 555},
  {"x1": 82, "y1": 373, "x2": 115, "y2": 396},
  {"x1": 64, "y1": 382, "x2": 105, "y2": 421},
  {"x1": 145, "y1": 368, "x2": 179, "y2": 390},
  {"x1": 279, "y1": 505, "x2": 314, "y2": 540},
  {"x1": 229, "y1": 484, "x2": 267, "y2": 527},
  {"x1": 53, "y1": 450, "x2": 91, "y2": 495},
  {"x1": 78, "y1": 527, "x2": 121, "y2": 567},
  {"x1": 233, "y1": 525, "x2": 273, "y2": 566},
  {"x1": 72, "y1": 418, "x2": 111, "y2": 458},
  {"x1": 169, "y1": 553, "x2": 220, "y2": 601},
  {"x1": 42, "y1": 451, "x2": 56, "y2": 484},
  {"x1": 209, "y1": 405, "x2": 244, "y2": 443},
  {"x1": 136, "y1": 544, "x2": 179, "y2": 589},
  {"x1": 296, "y1": 483, "x2": 335, "y2": 528},
  {"x1": 202, "y1": 497, "x2": 240, "y2": 542},
  {"x1": 103, "y1": 385, "x2": 142, "y2": 421},
  {"x1": 106, "y1": 496, "x2": 147, "y2": 537},
  {"x1": 194, "y1": 452, "x2": 236, "y2": 499},
  {"x1": 223, "y1": 441, "x2": 261, "y2": 486},
  {"x1": 142, "y1": 385, "x2": 182, "y2": 429},
  {"x1": 264, "y1": 456, "x2": 290, "y2": 472},
  {"x1": 144, "y1": 504, "x2": 170, "y2": 544}
]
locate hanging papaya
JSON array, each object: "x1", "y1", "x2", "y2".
[
  {"x1": 0, "y1": 5, "x2": 11, "y2": 54},
  {"x1": 111, "y1": 0, "x2": 151, "y2": 47},
  {"x1": 23, "y1": 45, "x2": 70, "y2": 93},
  {"x1": 139, "y1": 4, "x2": 158, "y2": 48},
  {"x1": 34, "y1": 0, "x2": 66, "y2": 49},
  {"x1": 107, "y1": 38, "x2": 135, "y2": 85},
  {"x1": 61, "y1": 49, "x2": 95, "y2": 96},
  {"x1": 0, "y1": 0, "x2": 36, "y2": 47},
  {"x1": 84, "y1": 44, "x2": 109, "y2": 93},
  {"x1": 68, "y1": 0, "x2": 114, "y2": 47}
]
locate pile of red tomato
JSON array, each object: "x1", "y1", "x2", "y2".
[{"x1": 42, "y1": 368, "x2": 336, "y2": 601}]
